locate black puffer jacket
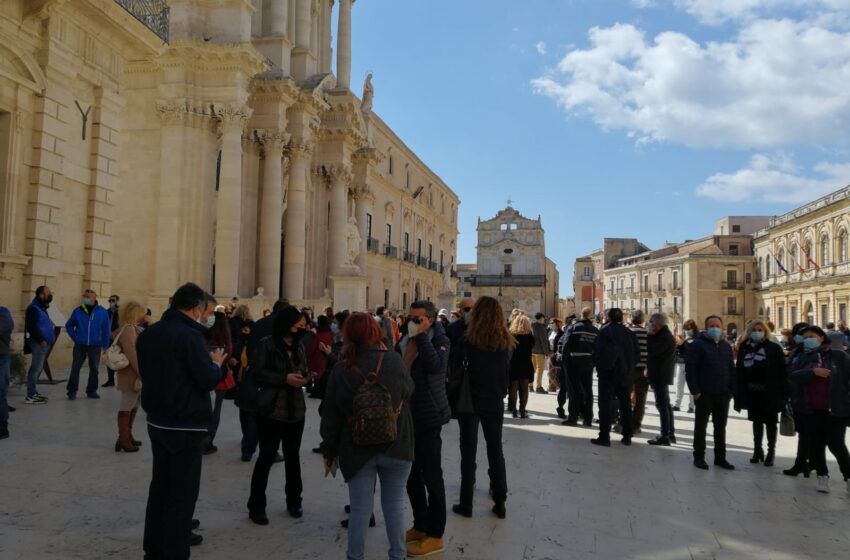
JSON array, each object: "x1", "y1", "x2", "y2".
[
  {"x1": 593, "y1": 322, "x2": 637, "y2": 385},
  {"x1": 685, "y1": 332, "x2": 736, "y2": 396},
  {"x1": 647, "y1": 325, "x2": 677, "y2": 386},
  {"x1": 138, "y1": 309, "x2": 224, "y2": 430},
  {"x1": 397, "y1": 321, "x2": 451, "y2": 434}
]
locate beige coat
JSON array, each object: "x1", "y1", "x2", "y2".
[{"x1": 114, "y1": 325, "x2": 141, "y2": 392}]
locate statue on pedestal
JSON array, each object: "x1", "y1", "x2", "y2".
[
  {"x1": 442, "y1": 265, "x2": 452, "y2": 293},
  {"x1": 361, "y1": 73, "x2": 374, "y2": 114},
  {"x1": 344, "y1": 216, "x2": 362, "y2": 266}
]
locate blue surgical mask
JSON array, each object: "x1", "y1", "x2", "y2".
[
  {"x1": 331, "y1": 323, "x2": 339, "y2": 334},
  {"x1": 750, "y1": 331, "x2": 765, "y2": 343},
  {"x1": 794, "y1": 335, "x2": 805, "y2": 345},
  {"x1": 684, "y1": 329, "x2": 693, "y2": 339},
  {"x1": 803, "y1": 338, "x2": 820, "y2": 351},
  {"x1": 707, "y1": 327, "x2": 723, "y2": 341},
  {"x1": 646, "y1": 324, "x2": 654, "y2": 334},
  {"x1": 205, "y1": 316, "x2": 216, "y2": 329}
]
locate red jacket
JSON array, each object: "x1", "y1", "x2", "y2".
[{"x1": 307, "y1": 329, "x2": 335, "y2": 378}]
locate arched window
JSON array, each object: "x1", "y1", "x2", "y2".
[
  {"x1": 778, "y1": 249, "x2": 785, "y2": 275},
  {"x1": 804, "y1": 241, "x2": 813, "y2": 269},
  {"x1": 820, "y1": 235, "x2": 830, "y2": 266},
  {"x1": 838, "y1": 229, "x2": 848, "y2": 263}
]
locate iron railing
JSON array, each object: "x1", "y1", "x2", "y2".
[
  {"x1": 722, "y1": 281, "x2": 743, "y2": 290},
  {"x1": 367, "y1": 238, "x2": 380, "y2": 253},
  {"x1": 384, "y1": 244, "x2": 398, "y2": 259},
  {"x1": 471, "y1": 275, "x2": 546, "y2": 287},
  {"x1": 115, "y1": 0, "x2": 170, "y2": 42}
]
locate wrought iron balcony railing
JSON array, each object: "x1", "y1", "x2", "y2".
[
  {"x1": 383, "y1": 244, "x2": 398, "y2": 259},
  {"x1": 115, "y1": 0, "x2": 170, "y2": 42},
  {"x1": 471, "y1": 274, "x2": 546, "y2": 287},
  {"x1": 367, "y1": 237, "x2": 380, "y2": 253}
]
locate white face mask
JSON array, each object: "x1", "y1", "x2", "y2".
[{"x1": 407, "y1": 321, "x2": 421, "y2": 337}]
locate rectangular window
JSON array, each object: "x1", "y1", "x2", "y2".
[
  {"x1": 643, "y1": 299, "x2": 649, "y2": 313},
  {"x1": 384, "y1": 289, "x2": 389, "y2": 308},
  {"x1": 583, "y1": 266, "x2": 591, "y2": 280},
  {"x1": 821, "y1": 304, "x2": 829, "y2": 327},
  {"x1": 402, "y1": 292, "x2": 408, "y2": 309},
  {"x1": 657, "y1": 273, "x2": 663, "y2": 290},
  {"x1": 672, "y1": 271, "x2": 679, "y2": 289},
  {"x1": 791, "y1": 306, "x2": 798, "y2": 325},
  {"x1": 428, "y1": 243, "x2": 433, "y2": 262},
  {"x1": 630, "y1": 277, "x2": 635, "y2": 291},
  {"x1": 404, "y1": 232, "x2": 410, "y2": 253},
  {"x1": 732, "y1": 225, "x2": 741, "y2": 233},
  {"x1": 643, "y1": 276, "x2": 649, "y2": 292},
  {"x1": 840, "y1": 304, "x2": 847, "y2": 323},
  {"x1": 440, "y1": 250, "x2": 444, "y2": 268},
  {"x1": 726, "y1": 270, "x2": 737, "y2": 289},
  {"x1": 366, "y1": 213, "x2": 372, "y2": 239},
  {"x1": 417, "y1": 238, "x2": 422, "y2": 258},
  {"x1": 745, "y1": 272, "x2": 752, "y2": 284},
  {"x1": 729, "y1": 244, "x2": 739, "y2": 256},
  {"x1": 727, "y1": 297, "x2": 738, "y2": 314},
  {"x1": 778, "y1": 307, "x2": 785, "y2": 328},
  {"x1": 504, "y1": 264, "x2": 513, "y2": 277},
  {"x1": 385, "y1": 224, "x2": 392, "y2": 246},
  {"x1": 673, "y1": 297, "x2": 679, "y2": 314}
]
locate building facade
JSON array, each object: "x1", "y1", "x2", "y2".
[
  {"x1": 573, "y1": 238, "x2": 648, "y2": 316},
  {"x1": 753, "y1": 186, "x2": 850, "y2": 330},
  {"x1": 466, "y1": 206, "x2": 559, "y2": 318},
  {"x1": 0, "y1": 0, "x2": 459, "y2": 350},
  {"x1": 605, "y1": 235, "x2": 757, "y2": 334}
]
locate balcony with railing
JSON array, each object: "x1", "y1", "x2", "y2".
[
  {"x1": 403, "y1": 251, "x2": 416, "y2": 264},
  {"x1": 429, "y1": 261, "x2": 438, "y2": 271},
  {"x1": 721, "y1": 281, "x2": 743, "y2": 290},
  {"x1": 115, "y1": 0, "x2": 170, "y2": 42},
  {"x1": 383, "y1": 244, "x2": 398, "y2": 259},
  {"x1": 417, "y1": 256, "x2": 429, "y2": 268},
  {"x1": 471, "y1": 274, "x2": 547, "y2": 287},
  {"x1": 367, "y1": 237, "x2": 380, "y2": 254}
]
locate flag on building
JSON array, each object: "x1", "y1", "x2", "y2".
[{"x1": 800, "y1": 246, "x2": 820, "y2": 270}]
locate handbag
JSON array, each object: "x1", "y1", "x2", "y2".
[
  {"x1": 448, "y1": 343, "x2": 475, "y2": 419},
  {"x1": 780, "y1": 402, "x2": 796, "y2": 437},
  {"x1": 105, "y1": 326, "x2": 130, "y2": 370},
  {"x1": 235, "y1": 366, "x2": 277, "y2": 415},
  {"x1": 216, "y1": 370, "x2": 237, "y2": 392}
]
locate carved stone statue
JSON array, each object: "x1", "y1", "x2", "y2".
[
  {"x1": 361, "y1": 73, "x2": 374, "y2": 114},
  {"x1": 344, "y1": 216, "x2": 362, "y2": 265},
  {"x1": 442, "y1": 265, "x2": 452, "y2": 292}
]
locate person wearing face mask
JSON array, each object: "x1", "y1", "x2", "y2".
[
  {"x1": 375, "y1": 306, "x2": 395, "y2": 350},
  {"x1": 65, "y1": 289, "x2": 111, "y2": 400},
  {"x1": 646, "y1": 313, "x2": 677, "y2": 446},
  {"x1": 789, "y1": 325, "x2": 850, "y2": 494},
  {"x1": 138, "y1": 284, "x2": 226, "y2": 559},
  {"x1": 102, "y1": 294, "x2": 121, "y2": 388},
  {"x1": 734, "y1": 320, "x2": 787, "y2": 467},
  {"x1": 673, "y1": 320, "x2": 699, "y2": 413},
  {"x1": 685, "y1": 315, "x2": 737, "y2": 470},
  {"x1": 446, "y1": 297, "x2": 475, "y2": 372},
  {"x1": 247, "y1": 305, "x2": 312, "y2": 524},
  {"x1": 23, "y1": 286, "x2": 56, "y2": 404},
  {"x1": 783, "y1": 322, "x2": 812, "y2": 477}
]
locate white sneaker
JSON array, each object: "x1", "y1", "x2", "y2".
[{"x1": 816, "y1": 475, "x2": 830, "y2": 493}]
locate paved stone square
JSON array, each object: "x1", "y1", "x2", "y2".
[{"x1": 1, "y1": 371, "x2": 849, "y2": 560}]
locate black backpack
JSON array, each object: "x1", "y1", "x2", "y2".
[{"x1": 348, "y1": 353, "x2": 403, "y2": 446}]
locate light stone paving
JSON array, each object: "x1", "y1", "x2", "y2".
[{"x1": 1, "y1": 371, "x2": 849, "y2": 560}]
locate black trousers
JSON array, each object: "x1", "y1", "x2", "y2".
[
  {"x1": 556, "y1": 366, "x2": 568, "y2": 409},
  {"x1": 598, "y1": 377, "x2": 632, "y2": 439},
  {"x1": 248, "y1": 415, "x2": 305, "y2": 513},
  {"x1": 567, "y1": 363, "x2": 594, "y2": 422},
  {"x1": 632, "y1": 372, "x2": 650, "y2": 429},
  {"x1": 693, "y1": 393, "x2": 730, "y2": 460},
  {"x1": 143, "y1": 427, "x2": 205, "y2": 560},
  {"x1": 407, "y1": 427, "x2": 446, "y2": 538},
  {"x1": 791, "y1": 404, "x2": 812, "y2": 468},
  {"x1": 649, "y1": 378, "x2": 675, "y2": 437},
  {"x1": 458, "y1": 413, "x2": 507, "y2": 508},
  {"x1": 804, "y1": 411, "x2": 850, "y2": 479}
]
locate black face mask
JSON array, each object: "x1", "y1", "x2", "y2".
[
  {"x1": 43, "y1": 294, "x2": 53, "y2": 305},
  {"x1": 290, "y1": 328, "x2": 307, "y2": 342}
]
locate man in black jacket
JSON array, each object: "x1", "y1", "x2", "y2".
[
  {"x1": 561, "y1": 308, "x2": 598, "y2": 426},
  {"x1": 446, "y1": 297, "x2": 474, "y2": 370},
  {"x1": 398, "y1": 300, "x2": 451, "y2": 557},
  {"x1": 686, "y1": 315, "x2": 736, "y2": 470},
  {"x1": 646, "y1": 313, "x2": 677, "y2": 446},
  {"x1": 592, "y1": 308, "x2": 637, "y2": 447},
  {"x1": 139, "y1": 284, "x2": 225, "y2": 560}
]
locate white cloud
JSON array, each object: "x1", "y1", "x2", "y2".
[
  {"x1": 531, "y1": 19, "x2": 850, "y2": 149},
  {"x1": 695, "y1": 154, "x2": 850, "y2": 203},
  {"x1": 670, "y1": 0, "x2": 850, "y2": 25},
  {"x1": 535, "y1": 41, "x2": 548, "y2": 55},
  {"x1": 631, "y1": 0, "x2": 657, "y2": 7}
]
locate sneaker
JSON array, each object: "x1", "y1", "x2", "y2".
[
  {"x1": 669, "y1": 434, "x2": 677, "y2": 444},
  {"x1": 33, "y1": 392, "x2": 48, "y2": 401},
  {"x1": 406, "y1": 528, "x2": 427, "y2": 544},
  {"x1": 25, "y1": 395, "x2": 46, "y2": 405},
  {"x1": 407, "y1": 537, "x2": 445, "y2": 557},
  {"x1": 816, "y1": 475, "x2": 830, "y2": 493},
  {"x1": 556, "y1": 407, "x2": 566, "y2": 419},
  {"x1": 67, "y1": 393, "x2": 76, "y2": 401}
]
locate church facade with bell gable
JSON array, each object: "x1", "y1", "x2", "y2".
[
  {"x1": 0, "y1": 0, "x2": 459, "y2": 353},
  {"x1": 463, "y1": 206, "x2": 559, "y2": 318}
]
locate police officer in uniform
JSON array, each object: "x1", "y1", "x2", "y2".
[{"x1": 561, "y1": 307, "x2": 599, "y2": 426}]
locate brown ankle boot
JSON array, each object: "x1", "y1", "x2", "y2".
[
  {"x1": 116, "y1": 411, "x2": 139, "y2": 453},
  {"x1": 128, "y1": 407, "x2": 142, "y2": 446}
]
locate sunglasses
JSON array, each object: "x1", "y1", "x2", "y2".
[{"x1": 410, "y1": 317, "x2": 424, "y2": 324}]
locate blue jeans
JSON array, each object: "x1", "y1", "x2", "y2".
[
  {"x1": 0, "y1": 353, "x2": 10, "y2": 428},
  {"x1": 347, "y1": 454, "x2": 412, "y2": 560},
  {"x1": 27, "y1": 343, "x2": 49, "y2": 397},
  {"x1": 66, "y1": 344, "x2": 102, "y2": 396}
]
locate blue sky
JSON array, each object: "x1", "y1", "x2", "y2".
[{"x1": 349, "y1": 0, "x2": 850, "y2": 295}]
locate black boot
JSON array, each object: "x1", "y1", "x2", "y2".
[
  {"x1": 556, "y1": 407, "x2": 566, "y2": 419},
  {"x1": 764, "y1": 423, "x2": 777, "y2": 467},
  {"x1": 750, "y1": 448, "x2": 765, "y2": 464},
  {"x1": 783, "y1": 462, "x2": 811, "y2": 477}
]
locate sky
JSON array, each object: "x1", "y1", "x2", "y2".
[{"x1": 349, "y1": 0, "x2": 850, "y2": 296}]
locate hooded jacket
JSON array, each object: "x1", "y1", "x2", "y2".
[{"x1": 397, "y1": 320, "x2": 451, "y2": 433}]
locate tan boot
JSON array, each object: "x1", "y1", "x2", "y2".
[
  {"x1": 406, "y1": 528, "x2": 427, "y2": 544},
  {"x1": 128, "y1": 407, "x2": 142, "y2": 446},
  {"x1": 407, "y1": 537, "x2": 445, "y2": 557},
  {"x1": 115, "y1": 411, "x2": 139, "y2": 453}
]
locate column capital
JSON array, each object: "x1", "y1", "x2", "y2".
[
  {"x1": 215, "y1": 105, "x2": 253, "y2": 132},
  {"x1": 155, "y1": 101, "x2": 189, "y2": 126},
  {"x1": 350, "y1": 184, "x2": 374, "y2": 204},
  {"x1": 288, "y1": 141, "x2": 314, "y2": 161},
  {"x1": 257, "y1": 129, "x2": 290, "y2": 151},
  {"x1": 326, "y1": 163, "x2": 353, "y2": 185}
]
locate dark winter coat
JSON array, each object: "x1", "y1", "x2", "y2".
[
  {"x1": 0, "y1": 306, "x2": 13, "y2": 355},
  {"x1": 789, "y1": 345, "x2": 850, "y2": 417},
  {"x1": 252, "y1": 336, "x2": 309, "y2": 423},
  {"x1": 593, "y1": 322, "x2": 638, "y2": 385},
  {"x1": 445, "y1": 318, "x2": 468, "y2": 371},
  {"x1": 509, "y1": 333, "x2": 535, "y2": 381},
  {"x1": 25, "y1": 298, "x2": 55, "y2": 346},
  {"x1": 647, "y1": 325, "x2": 677, "y2": 386},
  {"x1": 464, "y1": 342, "x2": 511, "y2": 416},
  {"x1": 320, "y1": 347, "x2": 415, "y2": 481},
  {"x1": 397, "y1": 321, "x2": 451, "y2": 434},
  {"x1": 735, "y1": 339, "x2": 787, "y2": 419},
  {"x1": 137, "y1": 308, "x2": 224, "y2": 431},
  {"x1": 685, "y1": 332, "x2": 736, "y2": 396}
]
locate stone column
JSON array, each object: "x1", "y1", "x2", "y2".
[
  {"x1": 283, "y1": 142, "x2": 312, "y2": 299},
  {"x1": 214, "y1": 106, "x2": 251, "y2": 297},
  {"x1": 353, "y1": 185, "x2": 371, "y2": 273},
  {"x1": 336, "y1": 0, "x2": 352, "y2": 90},
  {"x1": 258, "y1": 131, "x2": 287, "y2": 299},
  {"x1": 270, "y1": 0, "x2": 288, "y2": 35},
  {"x1": 295, "y1": 0, "x2": 312, "y2": 47},
  {"x1": 327, "y1": 165, "x2": 352, "y2": 275}
]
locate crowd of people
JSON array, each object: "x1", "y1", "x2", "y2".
[{"x1": 1, "y1": 284, "x2": 849, "y2": 560}]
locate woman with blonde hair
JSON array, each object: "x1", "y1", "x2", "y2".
[
  {"x1": 452, "y1": 296, "x2": 513, "y2": 519},
  {"x1": 735, "y1": 319, "x2": 786, "y2": 466},
  {"x1": 508, "y1": 314, "x2": 535, "y2": 418},
  {"x1": 114, "y1": 300, "x2": 147, "y2": 452}
]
